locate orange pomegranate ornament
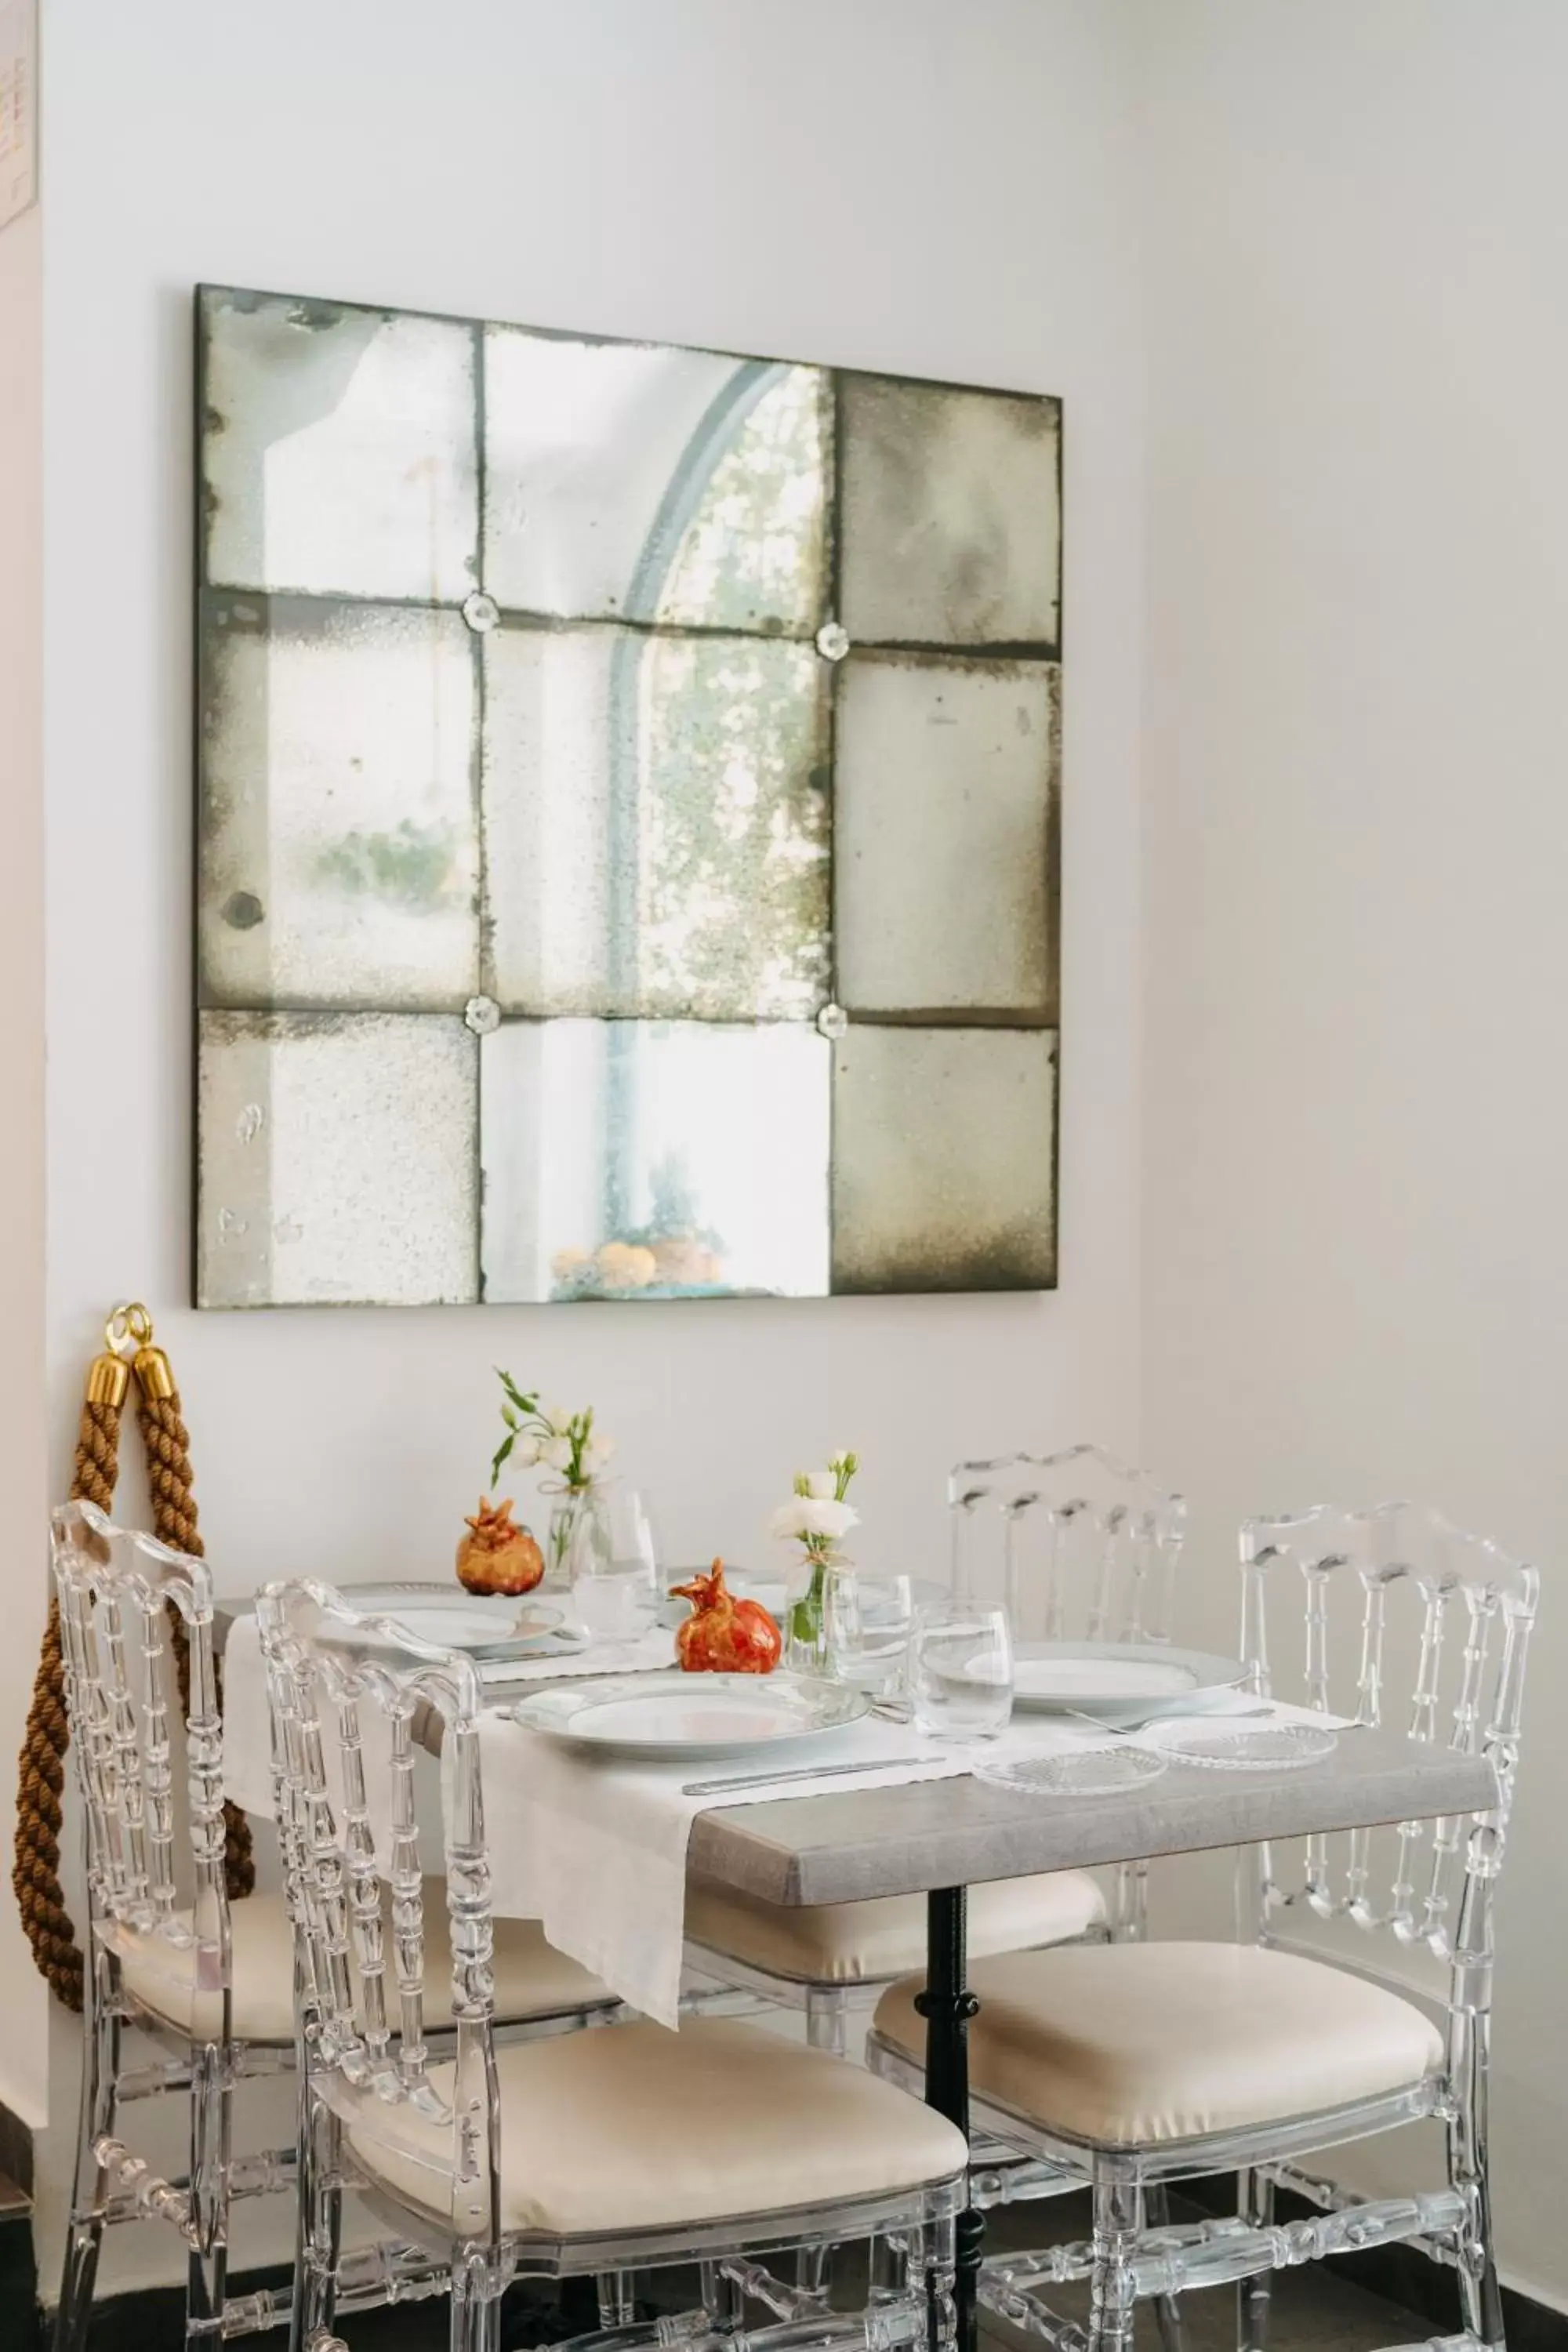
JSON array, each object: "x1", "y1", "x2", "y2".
[
  {"x1": 456, "y1": 1496, "x2": 546, "y2": 1596},
  {"x1": 670, "y1": 1560, "x2": 782, "y2": 1675}
]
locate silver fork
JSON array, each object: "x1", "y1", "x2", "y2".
[{"x1": 1065, "y1": 1703, "x2": 1273, "y2": 1737}]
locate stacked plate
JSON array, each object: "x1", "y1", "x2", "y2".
[
  {"x1": 338, "y1": 1581, "x2": 588, "y2": 1662},
  {"x1": 511, "y1": 1671, "x2": 871, "y2": 1762},
  {"x1": 1011, "y1": 1641, "x2": 1247, "y2": 1724}
]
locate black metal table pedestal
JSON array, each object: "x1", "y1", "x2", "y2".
[{"x1": 916, "y1": 1886, "x2": 982, "y2": 2352}]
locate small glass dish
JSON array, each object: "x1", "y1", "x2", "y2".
[
  {"x1": 974, "y1": 1746, "x2": 1168, "y2": 1798},
  {"x1": 1146, "y1": 1720, "x2": 1338, "y2": 1770}
]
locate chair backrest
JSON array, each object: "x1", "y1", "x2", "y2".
[
  {"x1": 256, "y1": 1578, "x2": 499, "y2": 2241},
  {"x1": 949, "y1": 1445, "x2": 1187, "y2": 1646},
  {"x1": 1240, "y1": 1501, "x2": 1537, "y2": 1987},
  {"x1": 50, "y1": 1497, "x2": 230, "y2": 2020}
]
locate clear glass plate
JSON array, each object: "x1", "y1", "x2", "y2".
[
  {"x1": 1146, "y1": 1721, "x2": 1338, "y2": 1771},
  {"x1": 974, "y1": 1746, "x2": 1168, "y2": 1798}
]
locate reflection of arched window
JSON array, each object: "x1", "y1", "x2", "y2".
[{"x1": 601, "y1": 364, "x2": 832, "y2": 1247}]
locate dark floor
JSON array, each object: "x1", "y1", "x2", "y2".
[
  {"x1": 1, "y1": 2199, "x2": 1439, "y2": 2352},
  {"x1": 2, "y1": 2211, "x2": 39, "y2": 2347}
]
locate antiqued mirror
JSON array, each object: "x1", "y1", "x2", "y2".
[{"x1": 194, "y1": 285, "x2": 1062, "y2": 1307}]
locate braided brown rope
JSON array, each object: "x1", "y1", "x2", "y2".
[
  {"x1": 11, "y1": 1338, "x2": 253, "y2": 2010},
  {"x1": 10, "y1": 1398, "x2": 125, "y2": 2008}
]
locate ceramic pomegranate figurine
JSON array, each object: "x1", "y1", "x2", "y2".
[
  {"x1": 670, "y1": 1560, "x2": 782, "y2": 1675},
  {"x1": 456, "y1": 1496, "x2": 545, "y2": 1596}
]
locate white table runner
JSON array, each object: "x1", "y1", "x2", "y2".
[
  {"x1": 221, "y1": 1613, "x2": 1345, "y2": 2030},
  {"x1": 473, "y1": 1708, "x2": 971, "y2": 2027}
]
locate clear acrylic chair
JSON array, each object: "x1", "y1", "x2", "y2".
[
  {"x1": 948, "y1": 1444, "x2": 1189, "y2": 1944},
  {"x1": 47, "y1": 1501, "x2": 628, "y2": 2352},
  {"x1": 681, "y1": 1448, "x2": 1184, "y2": 2056},
  {"x1": 49, "y1": 1497, "x2": 301, "y2": 2352},
  {"x1": 866, "y1": 1500, "x2": 1537, "y2": 2352},
  {"x1": 259, "y1": 1576, "x2": 970, "y2": 2352},
  {"x1": 948, "y1": 1444, "x2": 1187, "y2": 1646}
]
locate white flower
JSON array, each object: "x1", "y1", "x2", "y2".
[
  {"x1": 544, "y1": 1403, "x2": 574, "y2": 1436},
  {"x1": 513, "y1": 1434, "x2": 542, "y2": 1469},
  {"x1": 804, "y1": 1470, "x2": 837, "y2": 1499},
  {"x1": 590, "y1": 1432, "x2": 615, "y2": 1463},
  {"x1": 541, "y1": 1435, "x2": 574, "y2": 1472},
  {"x1": 802, "y1": 1498, "x2": 858, "y2": 1541},
  {"x1": 769, "y1": 1497, "x2": 859, "y2": 1544},
  {"x1": 580, "y1": 1439, "x2": 612, "y2": 1476}
]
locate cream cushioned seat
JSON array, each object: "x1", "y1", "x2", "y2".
[
  {"x1": 687, "y1": 1869, "x2": 1107, "y2": 1987},
  {"x1": 345, "y1": 2015, "x2": 969, "y2": 2238},
  {"x1": 873, "y1": 1943, "x2": 1443, "y2": 2147},
  {"x1": 116, "y1": 1886, "x2": 615, "y2": 2043}
]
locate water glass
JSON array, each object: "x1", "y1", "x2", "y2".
[
  {"x1": 826, "y1": 1570, "x2": 916, "y2": 1697},
  {"x1": 909, "y1": 1605, "x2": 1014, "y2": 1741},
  {"x1": 569, "y1": 1485, "x2": 660, "y2": 1645}
]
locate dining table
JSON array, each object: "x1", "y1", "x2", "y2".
[{"x1": 214, "y1": 1600, "x2": 1499, "y2": 2352}]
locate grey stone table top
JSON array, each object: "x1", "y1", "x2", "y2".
[
  {"x1": 680, "y1": 1730, "x2": 1496, "y2": 1906},
  {"x1": 409, "y1": 1690, "x2": 1496, "y2": 1907},
  {"x1": 215, "y1": 1607, "x2": 1496, "y2": 1910}
]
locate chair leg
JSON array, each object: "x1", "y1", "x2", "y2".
[
  {"x1": 806, "y1": 1987, "x2": 851, "y2": 2059},
  {"x1": 795, "y1": 1991, "x2": 851, "y2": 2297},
  {"x1": 1088, "y1": 2165, "x2": 1140, "y2": 2352},
  {"x1": 1145, "y1": 2185, "x2": 1185, "y2": 2352},
  {"x1": 597, "y1": 2272, "x2": 638, "y2": 2327},
  {"x1": 700, "y1": 2259, "x2": 743, "y2": 2335},
  {"x1": 185, "y1": 2040, "x2": 232, "y2": 2348},
  {"x1": 924, "y1": 2212, "x2": 958, "y2": 2352},
  {"x1": 1449, "y1": 2009, "x2": 1505, "y2": 2352},
  {"x1": 452, "y1": 2250, "x2": 503, "y2": 2352},
  {"x1": 292, "y1": 2071, "x2": 342, "y2": 2352},
  {"x1": 1236, "y1": 2166, "x2": 1274, "y2": 2351},
  {"x1": 1113, "y1": 1860, "x2": 1150, "y2": 1944},
  {"x1": 53, "y1": 1952, "x2": 122, "y2": 2352}
]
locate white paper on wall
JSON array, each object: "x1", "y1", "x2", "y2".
[{"x1": 0, "y1": 0, "x2": 36, "y2": 231}]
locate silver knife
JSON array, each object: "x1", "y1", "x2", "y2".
[{"x1": 684, "y1": 1754, "x2": 927, "y2": 1798}]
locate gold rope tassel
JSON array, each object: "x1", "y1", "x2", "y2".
[{"x1": 11, "y1": 1307, "x2": 253, "y2": 2010}]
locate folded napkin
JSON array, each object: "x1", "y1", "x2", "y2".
[{"x1": 470, "y1": 1708, "x2": 970, "y2": 2028}]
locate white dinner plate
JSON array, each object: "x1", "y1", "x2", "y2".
[
  {"x1": 339, "y1": 1582, "x2": 580, "y2": 1661},
  {"x1": 1011, "y1": 1641, "x2": 1248, "y2": 1722},
  {"x1": 510, "y1": 1669, "x2": 871, "y2": 1761}
]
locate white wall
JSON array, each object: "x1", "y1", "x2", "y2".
[
  {"x1": 0, "y1": 195, "x2": 49, "y2": 2131},
  {"x1": 1138, "y1": 0, "x2": 1568, "y2": 2308},
  {"x1": 28, "y1": 0, "x2": 1146, "y2": 2295}
]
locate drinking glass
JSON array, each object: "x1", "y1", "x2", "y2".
[
  {"x1": 909, "y1": 1605, "x2": 1014, "y2": 1741},
  {"x1": 826, "y1": 1570, "x2": 916, "y2": 1699},
  {"x1": 569, "y1": 1484, "x2": 660, "y2": 1645}
]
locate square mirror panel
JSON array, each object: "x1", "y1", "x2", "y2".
[{"x1": 194, "y1": 285, "x2": 1062, "y2": 1306}]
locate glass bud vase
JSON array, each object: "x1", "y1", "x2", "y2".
[
  {"x1": 543, "y1": 1483, "x2": 594, "y2": 1592},
  {"x1": 786, "y1": 1553, "x2": 860, "y2": 1678}
]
